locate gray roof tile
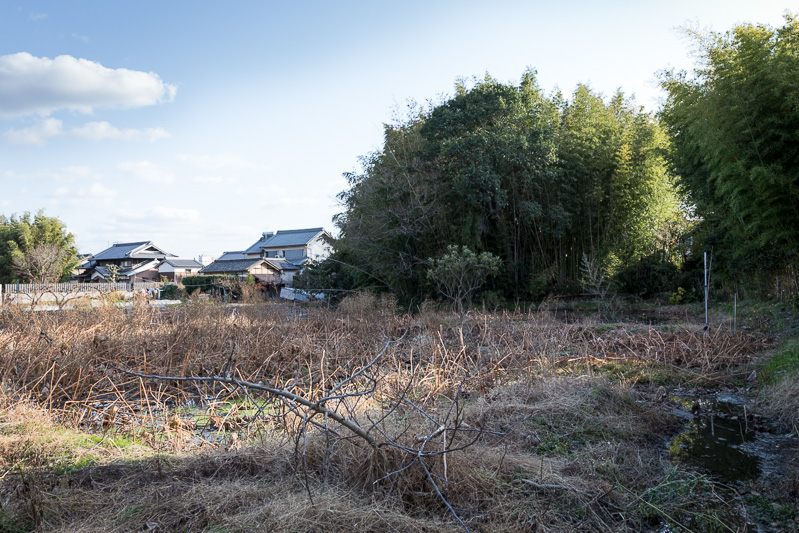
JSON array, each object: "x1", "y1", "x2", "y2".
[
  {"x1": 164, "y1": 258, "x2": 202, "y2": 268},
  {"x1": 243, "y1": 228, "x2": 327, "y2": 254},
  {"x1": 92, "y1": 241, "x2": 174, "y2": 260},
  {"x1": 199, "y1": 258, "x2": 265, "y2": 274},
  {"x1": 264, "y1": 258, "x2": 300, "y2": 271},
  {"x1": 263, "y1": 228, "x2": 325, "y2": 248}
]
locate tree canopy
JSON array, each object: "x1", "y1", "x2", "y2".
[
  {"x1": 335, "y1": 72, "x2": 685, "y2": 305},
  {"x1": 659, "y1": 14, "x2": 799, "y2": 284},
  {"x1": 0, "y1": 211, "x2": 79, "y2": 284}
]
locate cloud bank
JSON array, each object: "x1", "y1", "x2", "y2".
[
  {"x1": 118, "y1": 161, "x2": 176, "y2": 184},
  {"x1": 178, "y1": 153, "x2": 267, "y2": 170},
  {"x1": 0, "y1": 52, "x2": 176, "y2": 118},
  {"x1": 3, "y1": 118, "x2": 169, "y2": 145}
]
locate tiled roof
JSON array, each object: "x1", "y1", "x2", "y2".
[
  {"x1": 163, "y1": 258, "x2": 202, "y2": 268},
  {"x1": 244, "y1": 228, "x2": 327, "y2": 254},
  {"x1": 218, "y1": 251, "x2": 248, "y2": 260},
  {"x1": 243, "y1": 235, "x2": 272, "y2": 255},
  {"x1": 264, "y1": 258, "x2": 300, "y2": 271},
  {"x1": 199, "y1": 258, "x2": 265, "y2": 274},
  {"x1": 262, "y1": 228, "x2": 325, "y2": 248},
  {"x1": 92, "y1": 241, "x2": 174, "y2": 260}
]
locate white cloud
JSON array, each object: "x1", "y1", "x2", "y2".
[
  {"x1": 271, "y1": 196, "x2": 321, "y2": 207},
  {"x1": 71, "y1": 121, "x2": 169, "y2": 142},
  {"x1": 148, "y1": 206, "x2": 199, "y2": 221},
  {"x1": 28, "y1": 12, "x2": 47, "y2": 21},
  {"x1": 194, "y1": 175, "x2": 237, "y2": 184},
  {"x1": 86, "y1": 182, "x2": 118, "y2": 199},
  {"x1": 0, "y1": 52, "x2": 176, "y2": 118},
  {"x1": 253, "y1": 184, "x2": 322, "y2": 208},
  {"x1": 3, "y1": 118, "x2": 62, "y2": 145},
  {"x1": 49, "y1": 182, "x2": 119, "y2": 209},
  {"x1": 254, "y1": 184, "x2": 287, "y2": 195},
  {"x1": 56, "y1": 166, "x2": 95, "y2": 180},
  {"x1": 3, "y1": 118, "x2": 169, "y2": 145},
  {"x1": 71, "y1": 34, "x2": 90, "y2": 44},
  {"x1": 178, "y1": 153, "x2": 267, "y2": 170},
  {"x1": 3, "y1": 165, "x2": 101, "y2": 182},
  {"x1": 51, "y1": 182, "x2": 116, "y2": 199},
  {"x1": 118, "y1": 160, "x2": 175, "y2": 184}
]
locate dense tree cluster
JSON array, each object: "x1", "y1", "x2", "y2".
[
  {"x1": 660, "y1": 14, "x2": 799, "y2": 289},
  {"x1": 333, "y1": 72, "x2": 685, "y2": 305},
  {"x1": 0, "y1": 211, "x2": 79, "y2": 284}
]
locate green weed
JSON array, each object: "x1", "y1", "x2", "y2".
[
  {"x1": 53, "y1": 455, "x2": 98, "y2": 476},
  {"x1": 762, "y1": 339, "x2": 799, "y2": 384}
]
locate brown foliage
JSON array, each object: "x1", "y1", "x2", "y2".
[{"x1": 0, "y1": 302, "x2": 765, "y2": 532}]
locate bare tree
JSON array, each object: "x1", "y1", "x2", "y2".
[
  {"x1": 11, "y1": 244, "x2": 72, "y2": 284},
  {"x1": 115, "y1": 330, "x2": 517, "y2": 532}
]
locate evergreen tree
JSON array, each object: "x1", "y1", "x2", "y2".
[
  {"x1": 335, "y1": 72, "x2": 685, "y2": 305},
  {"x1": 0, "y1": 210, "x2": 79, "y2": 283},
  {"x1": 660, "y1": 14, "x2": 799, "y2": 284}
]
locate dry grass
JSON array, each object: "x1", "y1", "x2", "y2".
[
  {"x1": 0, "y1": 300, "x2": 771, "y2": 532},
  {"x1": 766, "y1": 374, "x2": 799, "y2": 428}
]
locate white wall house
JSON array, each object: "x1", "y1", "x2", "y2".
[
  {"x1": 158, "y1": 258, "x2": 203, "y2": 282},
  {"x1": 243, "y1": 227, "x2": 332, "y2": 267}
]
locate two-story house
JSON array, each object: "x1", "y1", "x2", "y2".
[
  {"x1": 243, "y1": 227, "x2": 331, "y2": 266},
  {"x1": 200, "y1": 227, "x2": 331, "y2": 287},
  {"x1": 82, "y1": 242, "x2": 199, "y2": 283},
  {"x1": 80, "y1": 242, "x2": 173, "y2": 282}
]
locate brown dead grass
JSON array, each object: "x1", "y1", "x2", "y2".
[
  {"x1": 0, "y1": 301, "x2": 766, "y2": 532},
  {"x1": 765, "y1": 374, "x2": 799, "y2": 428}
]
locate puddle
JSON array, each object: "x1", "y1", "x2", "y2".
[{"x1": 668, "y1": 392, "x2": 763, "y2": 483}]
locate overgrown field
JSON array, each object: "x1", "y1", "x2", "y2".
[{"x1": 0, "y1": 296, "x2": 796, "y2": 532}]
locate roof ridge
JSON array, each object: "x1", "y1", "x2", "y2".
[{"x1": 274, "y1": 227, "x2": 323, "y2": 234}]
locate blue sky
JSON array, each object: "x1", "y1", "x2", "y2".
[{"x1": 0, "y1": 1, "x2": 791, "y2": 258}]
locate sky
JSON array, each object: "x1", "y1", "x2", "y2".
[{"x1": 0, "y1": 1, "x2": 792, "y2": 259}]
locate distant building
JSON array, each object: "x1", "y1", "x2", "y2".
[
  {"x1": 243, "y1": 227, "x2": 332, "y2": 267},
  {"x1": 200, "y1": 227, "x2": 332, "y2": 288},
  {"x1": 81, "y1": 241, "x2": 174, "y2": 282},
  {"x1": 80, "y1": 241, "x2": 199, "y2": 283},
  {"x1": 197, "y1": 254, "x2": 215, "y2": 266},
  {"x1": 158, "y1": 258, "x2": 203, "y2": 282},
  {"x1": 198, "y1": 257, "x2": 299, "y2": 286}
]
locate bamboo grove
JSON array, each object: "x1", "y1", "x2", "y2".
[
  {"x1": 326, "y1": 15, "x2": 799, "y2": 306},
  {"x1": 331, "y1": 72, "x2": 684, "y2": 305}
]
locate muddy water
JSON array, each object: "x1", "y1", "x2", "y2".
[
  {"x1": 668, "y1": 392, "x2": 761, "y2": 482},
  {"x1": 667, "y1": 391, "x2": 797, "y2": 484}
]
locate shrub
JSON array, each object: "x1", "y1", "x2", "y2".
[
  {"x1": 161, "y1": 283, "x2": 183, "y2": 300},
  {"x1": 181, "y1": 275, "x2": 234, "y2": 296},
  {"x1": 614, "y1": 253, "x2": 683, "y2": 298}
]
